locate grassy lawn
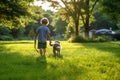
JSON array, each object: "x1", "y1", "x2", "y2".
[{"x1": 0, "y1": 41, "x2": 120, "y2": 80}]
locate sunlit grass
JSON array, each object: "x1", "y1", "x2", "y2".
[{"x1": 0, "y1": 40, "x2": 120, "y2": 80}]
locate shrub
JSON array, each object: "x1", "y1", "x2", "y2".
[
  {"x1": 68, "y1": 35, "x2": 87, "y2": 42},
  {"x1": 0, "y1": 35, "x2": 13, "y2": 40},
  {"x1": 0, "y1": 26, "x2": 13, "y2": 40},
  {"x1": 11, "y1": 27, "x2": 25, "y2": 38},
  {"x1": 17, "y1": 36, "x2": 32, "y2": 40},
  {"x1": 68, "y1": 35, "x2": 111, "y2": 43},
  {"x1": 111, "y1": 33, "x2": 120, "y2": 41},
  {"x1": 94, "y1": 36, "x2": 111, "y2": 42},
  {"x1": 0, "y1": 26, "x2": 11, "y2": 35}
]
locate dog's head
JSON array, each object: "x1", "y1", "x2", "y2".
[
  {"x1": 53, "y1": 41, "x2": 61, "y2": 49},
  {"x1": 54, "y1": 41, "x2": 60, "y2": 45}
]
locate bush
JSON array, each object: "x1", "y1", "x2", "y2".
[
  {"x1": 94, "y1": 36, "x2": 111, "y2": 42},
  {"x1": 68, "y1": 35, "x2": 111, "y2": 43},
  {"x1": 111, "y1": 33, "x2": 120, "y2": 41},
  {"x1": 11, "y1": 27, "x2": 25, "y2": 38},
  {"x1": 0, "y1": 26, "x2": 13, "y2": 40},
  {"x1": 0, "y1": 35, "x2": 13, "y2": 40},
  {"x1": 0, "y1": 26, "x2": 11, "y2": 35},
  {"x1": 68, "y1": 35, "x2": 87, "y2": 42},
  {"x1": 17, "y1": 37, "x2": 32, "y2": 40}
]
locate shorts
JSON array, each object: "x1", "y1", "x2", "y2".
[{"x1": 38, "y1": 42, "x2": 47, "y2": 49}]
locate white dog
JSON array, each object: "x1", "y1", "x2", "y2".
[{"x1": 50, "y1": 41, "x2": 61, "y2": 56}]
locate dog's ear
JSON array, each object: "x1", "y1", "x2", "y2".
[{"x1": 56, "y1": 41, "x2": 60, "y2": 44}]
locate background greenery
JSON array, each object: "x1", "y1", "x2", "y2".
[{"x1": 0, "y1": 0, "x2": 120, "y2": 41}]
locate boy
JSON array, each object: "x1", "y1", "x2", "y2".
[{"x1": 34, "y1": 18, "x2": 51, "y2": 56}]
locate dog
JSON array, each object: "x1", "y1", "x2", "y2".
[{"x1": 50, "y1": 41, "x2": 61, "y2": 56}]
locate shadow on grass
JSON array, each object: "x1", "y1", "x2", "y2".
[
  {"x1": 0, "y1": 44, "x2": 48, "y2": 80},
  {"x1": 81, "y1": 42, "x2": 120, "y2": 58},
  {"x1": 48, "y1": 54, "x2": 64, "y2": 59},
  {"x1": 36, "y1": 56, "x2": 47, "y2": 68},
  {"x1": 0, "y1": 41, "x2": 87, "y2": 80},
  {"x1": 0, "y1": 44, "x2": 11, "y2": 53}
]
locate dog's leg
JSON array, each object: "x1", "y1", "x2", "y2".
[
  {"x1": 57, "y1": 49, "x2": 61, "y2": 56},
  {"x1": 53, "y1": 49, "x2": 57, "y2": 57}
]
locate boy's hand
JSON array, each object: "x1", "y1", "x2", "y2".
[
  {"x1": 34, "y1": 43, "x2": 36, "y2": 48},
  {"x1": 49, "y1": 41, "x2": 52, "y2": 46},
  {"x1": 34, "y1": 39, "x2": 36, "y2": 48}
]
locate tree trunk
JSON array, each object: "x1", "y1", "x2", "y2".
[
  {"x1": 84, "y1": 18, "x2": 89, "y2": 38},
  {"x1": 75, "y1": 23, "x2": 79, "y2": 36},
  {"x1": 74, "y1": 18, "x2": 79, "y2": 36},
  {"x1": 84, "y1": 0, "x2": 90, "y2": 38}
]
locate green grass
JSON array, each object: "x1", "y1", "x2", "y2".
[{"x1": 0, "y1": 41, "x2": 120, "y2": 80}]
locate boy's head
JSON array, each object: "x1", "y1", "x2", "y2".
[{"x1": 40, "y1": 18, "x2": 49, "y2": 25}]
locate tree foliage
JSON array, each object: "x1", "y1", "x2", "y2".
[
  {"x1": 100, "y1": 0, "x2": 120, "y2": 28},
  {"x1": 43, "y1": 0, "x2": 99, "y2": 38},
  {"x1": 0, "y1": 0, "x2": 34, "y2": 27},
  {"x1": 90, "y1": 12, "x2": 118, "y2": 30},
  {"x1": 54, "y1": 18, "x2": 67, "y2": 35}
]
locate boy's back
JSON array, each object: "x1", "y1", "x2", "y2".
[{"x1": 36, "y1": 26, "x2": 50, "y2": 43}]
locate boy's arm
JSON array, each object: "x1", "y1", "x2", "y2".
[
  {"x1": 34, "y1": 33, "x2": 38, "y2": 48},
  {"x1": 47, "y1": 33, "x2": 52, "y2": 46}
]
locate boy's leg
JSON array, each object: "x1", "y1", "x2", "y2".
[
  {"x1": 43, "y1": 48, "x2": 46, "y2": 56},
  {"x1": 39, "y1": 49, "x2": 42, "y2": 56},
  {"x1": 38, "y1": 42, "x2": 43, "y2": 56},
  {"x1": 42, "y1": 42, "x2": 46, "y2": 56},
  {"x1": 38, "y1": 42, "x2": 47, "y2": 56},
  {"x1": 39, "y1": 48, "x2": 46, "y2": 56}
]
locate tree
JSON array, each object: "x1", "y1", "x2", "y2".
[
  {"x1": 0, "y1": 0, "x2": 34, "y2": 27},
  {"x1": 24, "y1": 8, "x2": 55, "y2": 39},
  {"x1": 43, "y1": 10, "x2": 54, "y2": 24},
  {"x1": 90, "y1": 12, "x2": 118, "y2": 30},
  {"x1": 42, "y1": 0, "x2": 99, "y2": 38},
  {"x1": 54, "y1": 18, "x2": 67, "y2": 35},
  {"x1": 100, "y1": 0, "x2": 120, "y2": 28}
]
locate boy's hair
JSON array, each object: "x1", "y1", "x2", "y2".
[{"x1": 40, "y1": 18, "x2": 49, "y2": 25}]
